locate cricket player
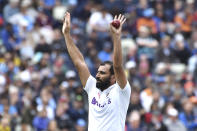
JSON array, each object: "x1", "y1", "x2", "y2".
[{"x1": 62, "y1": 12, "x2": 131, "y2": 131}]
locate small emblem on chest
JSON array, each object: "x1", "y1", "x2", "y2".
[{"x1": 98, "y1": 92, "x2": 100, "y2": 99}]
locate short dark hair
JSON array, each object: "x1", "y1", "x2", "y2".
[{"x1": 100, "y1": 61, "x2": 114, "y2": 75}]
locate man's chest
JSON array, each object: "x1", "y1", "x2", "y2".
[{"x1": 89, "y1": 89, "x2": 117, "y2": 114}]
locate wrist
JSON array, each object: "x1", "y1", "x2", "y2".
[
  {"x1": 112, "y1": 34, "x2": 121, "y2": 40},
  {"x1": 64, "y1": 32, "x2": 70, "y2": 37}
]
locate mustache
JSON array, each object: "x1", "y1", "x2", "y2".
[{"x1": 96, "y1": 77, "x2": 101, "y2": 81}]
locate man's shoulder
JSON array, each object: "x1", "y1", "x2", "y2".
[
  {"x1": 115, "y1": 80, "x2": 131, "y2": 88},
  {"x1": 113, "y1": 81, "x2": 131, "y2": 93},
  {"x1": 87, "y1": 75, "x2": 96, "y2": 83},
  {"x1": 84, "y1": 75, "x2": 97, "y2": 93}
]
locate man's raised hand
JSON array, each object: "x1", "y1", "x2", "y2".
[
  {"x1": 62, "y1": 12, "x2": 71, "y2": 35},
  {"x1": 110, "y1": 14, "x2": 126, "y2": 36}
]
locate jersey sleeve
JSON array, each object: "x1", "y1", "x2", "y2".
[
  {"x1": 118, "y1": 81, "x2": 131, "y2": 94},
  {"x1": 117, "y1": 81, "x2": 131, "y2": 110},
  {"x1": 83, "y1": 75, "x2": 96, "y2": 95}
]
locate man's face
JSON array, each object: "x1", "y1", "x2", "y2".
[{"x1": 96, "y1": 65, "x2": 111, "y2": 91}]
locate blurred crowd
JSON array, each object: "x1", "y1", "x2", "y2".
[{"x1": 0, "y1": 0, "x2": 197, "y2": 131}]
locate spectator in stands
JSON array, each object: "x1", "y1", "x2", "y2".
[
  {"x1": 69, "y1": 94, "x2": 87, "y2": 122},
  {"x1": 21, "y1": 100, "x2": 37, "y2": 131},
  {"x1": 175, "y1": 6, "x2": 194, "y2": 38},
  {"x1": 33, "y1": 107, "x2": 50, "y2": 131},
  {"x1": 75, "y1": 118, "x2": 86, "y2": 131},
  {"x1": 0, "y1": 115, "x2": 11, "y2": 131},
  {"x1": 173, "y1": 34, "x2": 191, "y2": 64},
  {"x1": 126, "y1": 110, "x2": 146, "y2": 131},
  {"x1": 147, "y1": 111, "x2": 168, "y2": 131},
  {"x1": 1, "y1": 23, "x2": 21, "y2": 51},
  {"x1": 127, "y1": 89, "x2": 144, "y2": 115},
  {"x1": 136, "y1": 55, "x2": 151, "y2": 90},
  {"x1": 55, "y1": 97, "x2": 75, "y2": 130},
  {"x1": 35, "y1": 36, "x2": 51, "y2": 54},
  {"x1": 137, "y1": 8, "x2": 157, "y2": 34},
  {"x1": 136, "y1": 26, "x2": 158, "y2": 62},
  {"x1": 87, "y1": 6, "x2": 113, "y2": 40},
  {"x1": 36, "y1": 88, "x2": 56, "y2": 120},
  {"x1": 179, "y1": 99, "x2": 197, "y2": 130},
  {"x1": 164, "y1": 108, "x2": 186, "y2": 131},
  {"x1": 3, "y1": 0, "x2": 19, "y2": 22},
  {"x1": 98, "y1": 41, "x2": 112, "y2": 62},
  {"x1": 155, "y1": 36, "x2": 177, "y2": 63},
  {"x1": 48, "y1": 120, "x2": 59, "y2": 131}
]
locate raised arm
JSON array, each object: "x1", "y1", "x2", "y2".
[
  {"x1": 62, "y1": 12, "x2": 90, "y2": 87},
  {"x1": 110, "y1": 14, "x2": 127, "y2": 89}
]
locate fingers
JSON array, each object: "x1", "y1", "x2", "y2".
[
  {"x1": 122, "y1": 18, "x2": 126, "y2": 24},
  {"x1": 114, "y1": 15, "x2": 117, "y2": 21},
  {"x1": 120, "y1": 15, "x2": 124, "y2": 22},
  {"x1": 117, "y1": 14, "x2": 120, "y2": 20},
  {"x1": 63, "y1": 12, "x2": 70, "y2": 23},
  {"x1": 66, "y1": 12, "x2": 70, "y2": 21},
  {"x1": 119, "y1": 14, "x2": 126, "y2": 24},
  {"x1": 114, "y1": 14, "x2": 126, "y2": 24}
]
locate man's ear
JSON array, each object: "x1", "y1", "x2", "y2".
[{"x1": 110, "y1": 74, "x2": 116, "y2": 84}]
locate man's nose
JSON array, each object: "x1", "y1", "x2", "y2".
[
  {"x1": 96, "y1": 74, "x2": 99, "y2": 78},
  {"x1": 96, "y1": 73, "x2": 100, "y2": 78}
]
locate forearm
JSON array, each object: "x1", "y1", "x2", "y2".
[
  {"x1": 112, "y1": 35, "x2": 123, "y2": 68},
  {"x1": 110, "y1": 14, "x2": 127, "y2": 88},
  {"x1": 112, "y1": 34, "x2": 127, "y2": 88},
  {"x1": 64, "y1": 33, "x2": 85, "y2": 66}
]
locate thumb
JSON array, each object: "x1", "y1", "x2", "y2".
[{"x1": 110, "y1": 24, "x2": 116, "y2": 32}]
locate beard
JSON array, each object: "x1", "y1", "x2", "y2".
[{"x1": 96, "y1": 77, "x2": 111, "y2": 91}]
